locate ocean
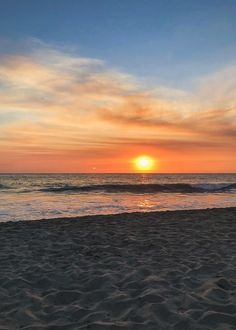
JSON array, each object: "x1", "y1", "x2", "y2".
[{"x1": 0, "y1": 173, "x2": 236, "y2": 222}]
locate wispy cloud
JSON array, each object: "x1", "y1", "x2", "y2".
[{"x1": 0, "y1": 40, "x2": 235, "y2": 172}]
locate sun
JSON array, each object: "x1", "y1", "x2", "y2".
[{"x1": 134, "y1": 155, "x2": 155, "y2": 171}]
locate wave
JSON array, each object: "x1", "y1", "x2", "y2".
[
  {"x1": 0, "y1": 184, "x2": 10, "y2": 190},
  {"x1": 192, "y1": 183, "x2": 236, "y2": 190},
  {"x1": 40, "y1": 183, "x2": 236, "y2": 194}
]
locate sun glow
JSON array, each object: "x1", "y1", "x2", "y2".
[{"x1": 134, "y1": 155, "x2": 155, "y2": 171}]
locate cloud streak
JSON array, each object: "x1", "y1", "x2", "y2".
[{"x1": 0, "y1": 41, "x2": 235, "y2": 172}]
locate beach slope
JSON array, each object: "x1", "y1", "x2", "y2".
[{"x1": 0, "y1": 207, "x2": 236, "y2": 329}]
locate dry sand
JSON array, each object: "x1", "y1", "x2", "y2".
[{"x1": 0, "y1": 207, "x2": 236, "y2": 329}]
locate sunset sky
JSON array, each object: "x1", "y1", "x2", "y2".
[{"x1": 0, "y1": 0, "x2": 236, "y2": 172}]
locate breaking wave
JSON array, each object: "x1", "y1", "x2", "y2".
[
  {"x1": 40, "y1": 183, "x2": 236, "y2": 194},
  {"x1": 0, "y1": 184, "x2": 10, "y2": 190}
]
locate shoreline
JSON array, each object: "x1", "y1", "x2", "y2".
[
  {"x1": 1, "y1": 206, "x2": 236, "y2": 225},
  {"x1": 0, "y1": 207, "x2": 236, "y2": 329}
]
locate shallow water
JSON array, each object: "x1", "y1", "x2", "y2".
[{"x1": 0, "y1": 173, "x2": 236, "y2": 222}]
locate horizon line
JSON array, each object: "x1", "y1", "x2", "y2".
[{"x1": 0, "y1": 172, "x2": 236, "y2": 175}]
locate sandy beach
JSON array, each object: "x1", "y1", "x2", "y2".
[{"x1": 0, "y1": 207, "x2": 236, "y2": 329}]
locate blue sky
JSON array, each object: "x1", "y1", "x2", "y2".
[
  {"x1": 0, "y1": 0, "x2": 236, "y2": 88},
  {"x1": 0, "y1": 0, "x2": 236, "y2": 172}
]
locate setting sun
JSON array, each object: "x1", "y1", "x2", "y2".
[{"x1": 134, "y1": 155, "x2": 155, "y2": 171}]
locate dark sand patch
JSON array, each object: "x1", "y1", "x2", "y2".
[{"x1": 0, "y1": 207, "x2": 236, "y2": 329}]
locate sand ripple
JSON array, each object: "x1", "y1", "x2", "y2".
[{"x1": 0, "y1": 207, "x2": 236, "y2": 329}]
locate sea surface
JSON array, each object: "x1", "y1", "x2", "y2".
[{"x1": 0, "y1": 173, "x2": 236, "y2": 222}]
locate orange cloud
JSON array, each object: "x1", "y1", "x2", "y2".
[{"x1": 0, "y1": 42, "x2": 235, "y2": 172}]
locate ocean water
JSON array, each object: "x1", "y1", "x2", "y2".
[{"x1": 0, "y1": 173, "x2": 236, "y2": 222}]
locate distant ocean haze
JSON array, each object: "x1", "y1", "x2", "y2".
[{"x1": 0, "y1": 173, "x2": 236, "y2": 222}]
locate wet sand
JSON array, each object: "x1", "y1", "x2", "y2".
[{"x1": 0, "y1": 207, "x2": 236, "y2": 329}]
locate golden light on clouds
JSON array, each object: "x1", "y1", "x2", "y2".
[{"x1": 0, "y1": 41, "x2": 236, "y2": 172}]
